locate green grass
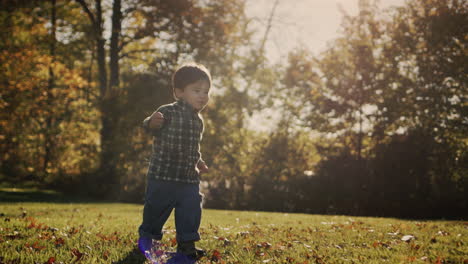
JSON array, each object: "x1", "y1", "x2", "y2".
[{"x1": 0, "y1": 192, "x2": 466, "y2": 263}]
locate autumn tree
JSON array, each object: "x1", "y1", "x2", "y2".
[
  {"x1": 0, "y1": 1, "x2": 92, "y2": 184},
  {"x1": 261, "y1": 0, "x2": 467, "y2": 217},
  {"x1": 366, "y1": 0, "x2": 467, "y2": 216}
]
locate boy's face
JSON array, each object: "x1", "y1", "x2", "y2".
[{"x1": 175, "y1": 79, "x2": 210, "y2": 112}]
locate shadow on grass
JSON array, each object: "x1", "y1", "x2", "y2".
[
  {"x1": 113, "y1": 248, "x2": 146, "y2": 264},
  {"x1": 0, "y1": 188, "x2": 95, "y2": 203}
]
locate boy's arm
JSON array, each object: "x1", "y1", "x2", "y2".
[
  {"x1": 197, "y1": 117, "x2": 208, "y2": 173},
  {"x1": 197, "y1": 158, "x2": 209, "y2": 174},
  {"x1": 142, "y1": 111, "x2": 165, "y2": 132}
]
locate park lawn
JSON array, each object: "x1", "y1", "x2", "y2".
[{"x1": 0, "y1": 200, "x2": 466, "y2": 263}]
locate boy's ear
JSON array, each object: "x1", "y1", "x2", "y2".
[{"x1": 174, "y1": 87, "x2": 184, "y2": 99}]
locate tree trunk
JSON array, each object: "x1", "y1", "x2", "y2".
[
  {"x1": 76, "y1": 0, "x2": 114, "y2": 196},
  {"x1": 44, "y1": 0, "x2": 57, "y2": 176},
  {"x1": 92, "y1": 0, "x2": 116, "y2": 197},
  {"x1": 98, "y1": 0, "x2": 123, "y2": 198},
  {"x1": 99, "y1": 102, "x2": 117, "y2": 194},
  {"x1": 109, "y1": 0, "x2": 121, "y2": 90},
  {"x1": 95, "y1": 0, "x2": 107, "y2": 97}
]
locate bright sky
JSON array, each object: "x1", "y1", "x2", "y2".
[
  {"x1": 246, "y1": 0, "x2": 407, "y2": 63},
  {"x1": 244, "y1": 0, "x2": 407, "y2": 131}
]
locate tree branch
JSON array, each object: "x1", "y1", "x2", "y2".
[
  {"x1": 260, "y1": 0, "x2": 280, "y2": 54},
  {"x1": 74, "y1": 0, "x2": 97, "y2": 28},
  {"x1": 123, "y1": 6, "x2": 137, "y2": 17},
  {"x1": 120, "y1": 48, "x2": 159, "y2": 59}
]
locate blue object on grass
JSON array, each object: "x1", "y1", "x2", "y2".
[
  {"x1": 138, "y1": 238, "x2": 197, "y2": 264},
  {"x1": 138, "y1": 237, "x2": 152, "y2": 255}
]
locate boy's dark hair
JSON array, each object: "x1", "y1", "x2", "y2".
[{"x1": 172, "y1": 63, "x2": 211, "y2": 93}]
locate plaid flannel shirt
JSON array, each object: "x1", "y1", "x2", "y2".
[{"x1": 143, "y1": 100, "x2": 205, "y2": 183}]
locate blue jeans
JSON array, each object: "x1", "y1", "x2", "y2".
[{"x1": 138, "y1": 179, "x2": 203, "y2": 243}]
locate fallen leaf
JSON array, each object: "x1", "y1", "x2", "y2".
[
  {"x1": 68, "y1": 227, "x2": 80, "y2": 236},
  {"x1": 6, "y1": 231, "x2": 22, "y2": 240},
  {"x1": 25, "y1": 241, "x2": 46, "y2": 251},
  {"x1": 211, "y1": 250, "x2": 222, "y2": 262},
  {"x1": 71, "y1": 248, "x2": 84, "y2": 261},
  {"x1": 256, "y1": 242, "x2": 272, "y2": 249},
  {"x1": 411, "y1": 244, "x2": 421, "y2": 251},
  {"x1": 54, "y1": 237, "x2": 65, "y2": 247},
  {"x1": 27, "y1": 221, "x2": 36, "y2": 229},
  {"x1": 238, "y1": 231, "x2": 250, "y2": 237},
  {"x1": 401, "y1": 235, "x2": 415, "y2": 242},
  {"x1": 45, "y1": 257, "x2": 56, "y2": 264},
  {"x1": 436, "y1": 231, "x2": 449, "y2": 236},
  {"x1": 170, "y1": 237, "x2": 177, "y2": 247}
]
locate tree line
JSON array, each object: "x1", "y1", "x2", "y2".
[{"x1": 0, "y1": 0, "x2": 466, "y2": 219}]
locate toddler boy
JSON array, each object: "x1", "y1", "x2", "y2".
[{"x1": 138, "y1": 63, "x2": 211, "y2": 261}]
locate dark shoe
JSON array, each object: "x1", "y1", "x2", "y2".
[
  {"x1": 187, "y1": 248, "x2": 206, "y2": 260},
  {"x1": 166, "y1": 253, "x2": 196, "y2": 264},
  {"x1": 177, "y1": 241, "x2": 206, "y2": 260}
]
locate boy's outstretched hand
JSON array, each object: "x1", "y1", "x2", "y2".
[
  {"x1": 197, "y1": 161, "x2": 209, "y2": 174},
  {"x1": 149, "y1": 112, "x2": 164, "y2": 129}
]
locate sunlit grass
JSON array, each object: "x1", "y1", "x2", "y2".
[{"x1": 0, "y1": 201, "x2": 466, "y2": 263}]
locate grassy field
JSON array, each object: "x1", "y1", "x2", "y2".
[{"x1": 0, "y1": 189, "x2": 466, "y2": 264}]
